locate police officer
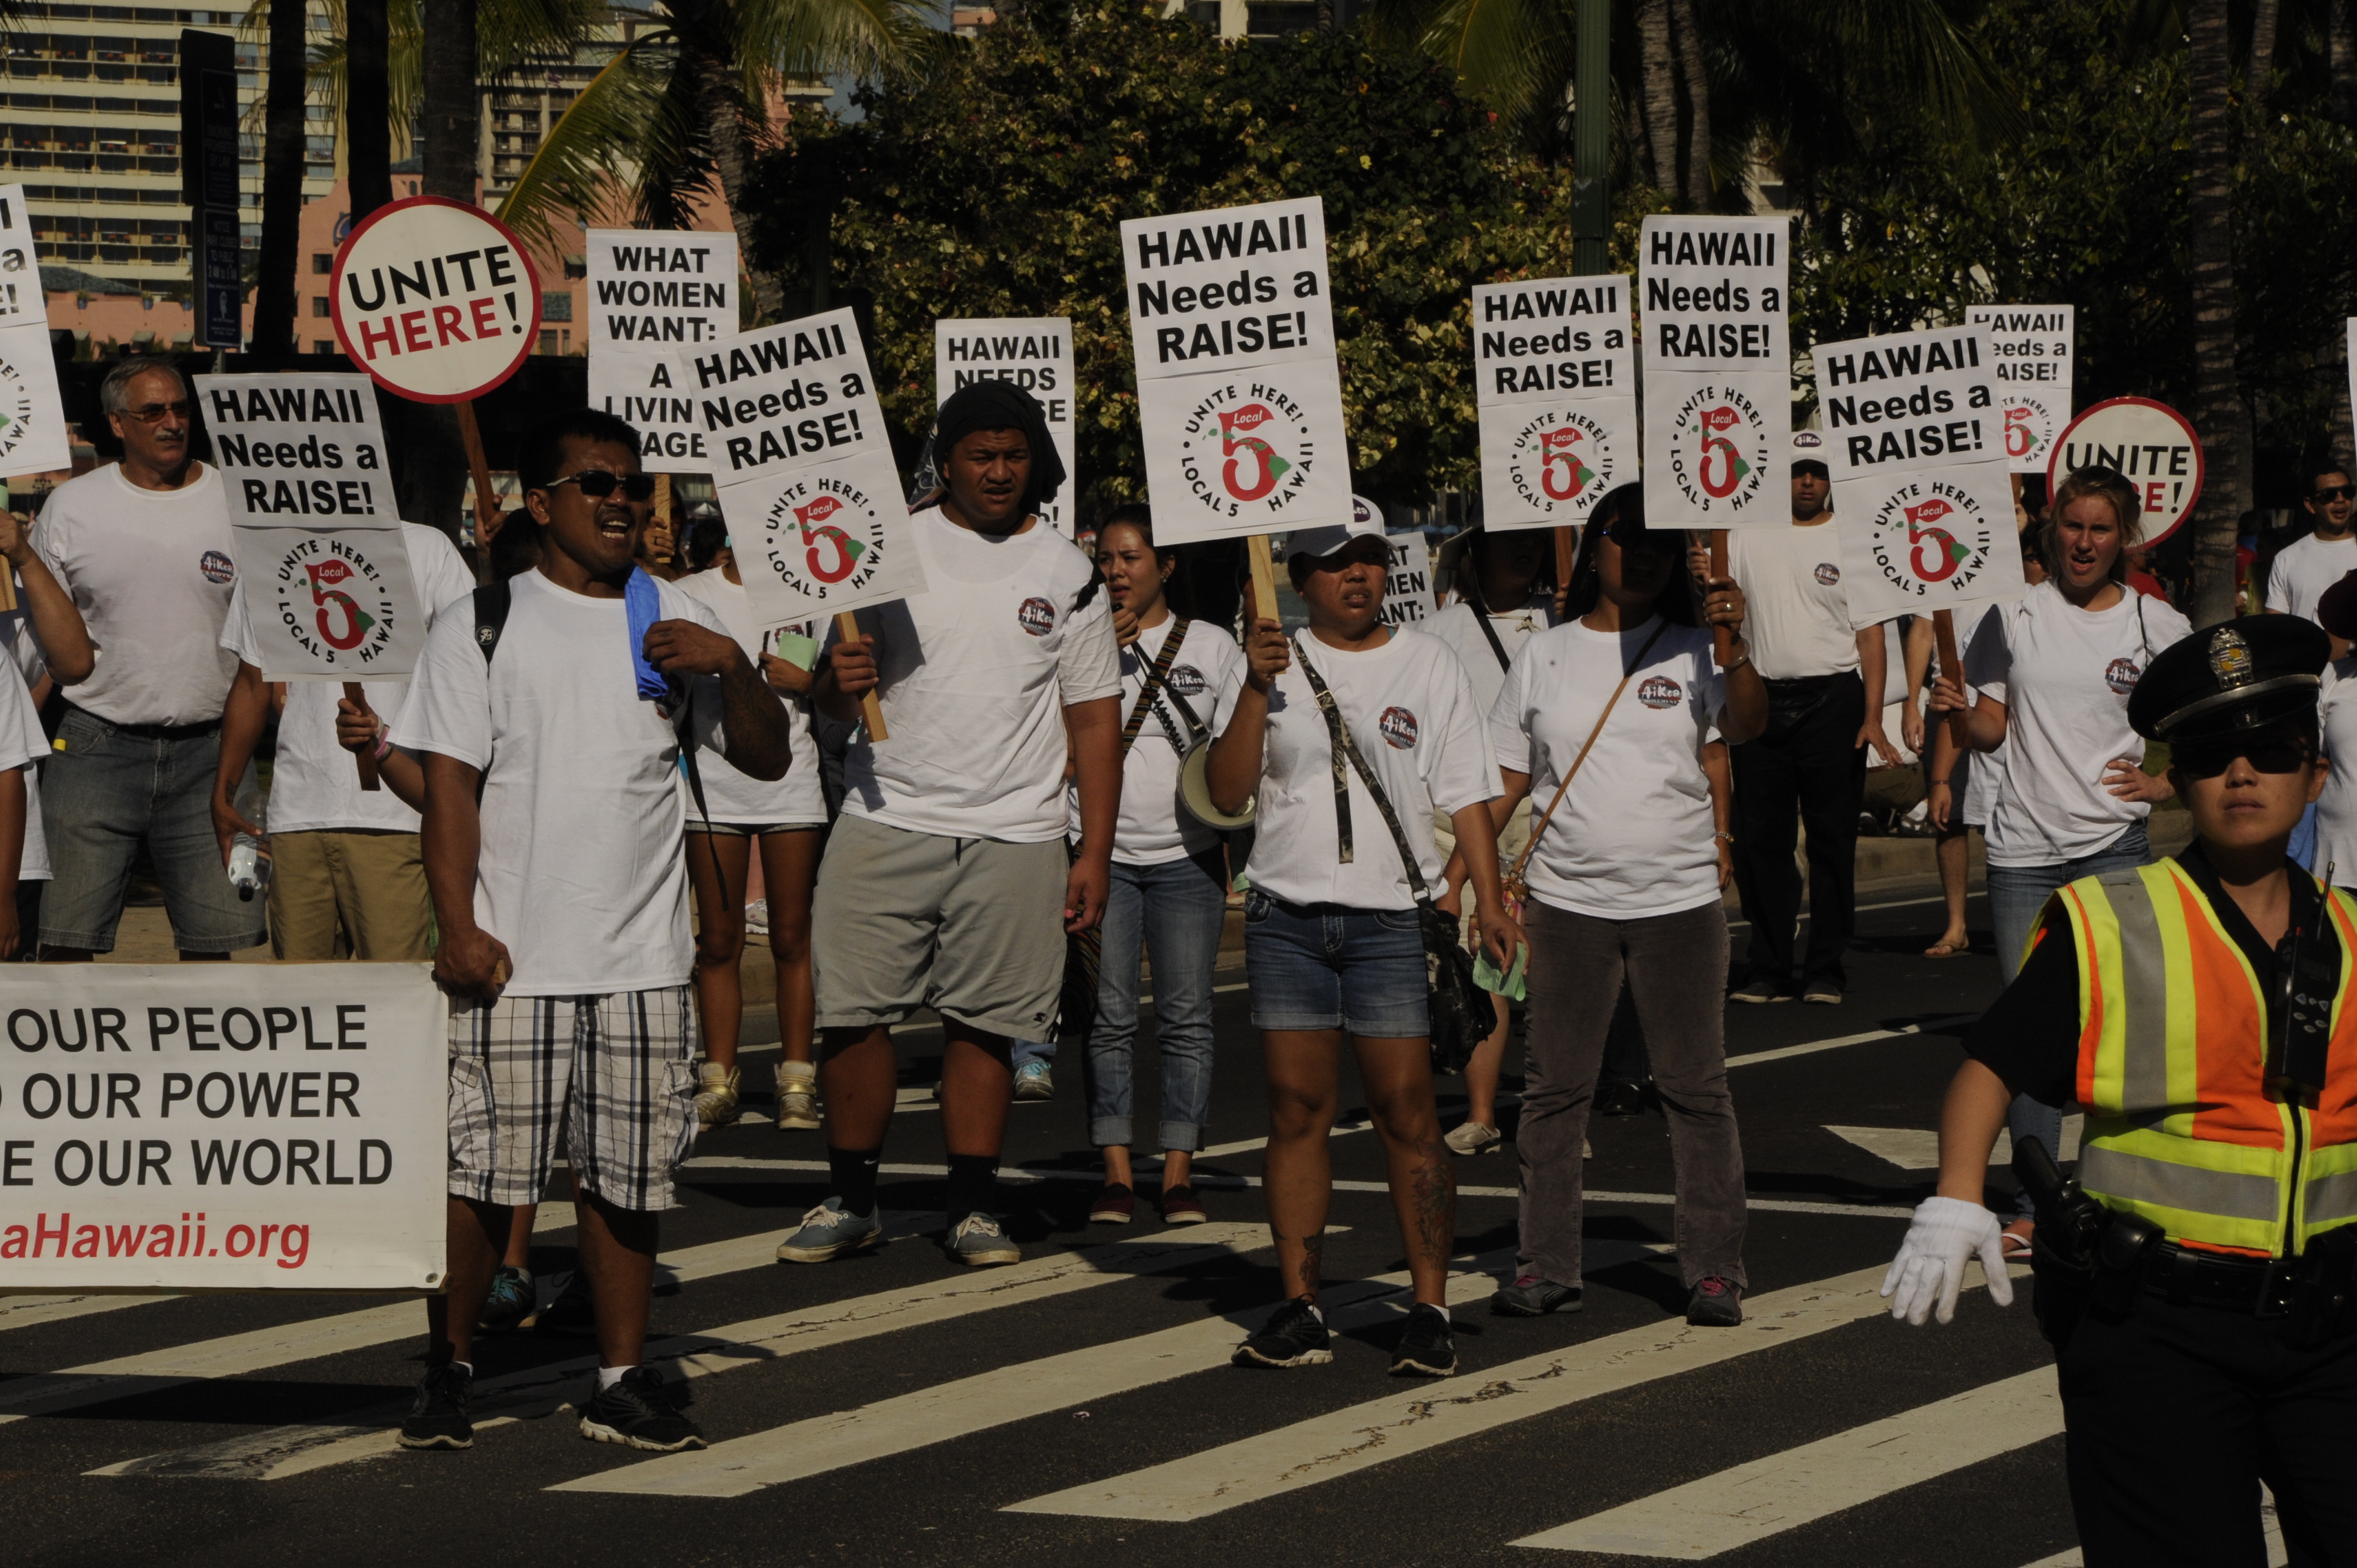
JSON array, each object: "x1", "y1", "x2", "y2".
[{"x1": 1884, "y1": 614, "x2": 2357, "y2": 1567}]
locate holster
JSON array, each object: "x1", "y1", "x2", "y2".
[{"x1": 2284, "y1": 1224, "x2": 2357, "y2": 1352}]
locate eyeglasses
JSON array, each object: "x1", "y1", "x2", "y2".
[
  {"x1": 2313, "y1": 485, "x2": 2355, "y2": 502},
  {"x1": 120, "y1": 400, "x2": 189, "y2": 424},
  {"x1": 2169, "y1": 735, "x2": 2314, "y2": 779},
  {"x1": 547, "y1": 470, "x2": 657, "y2": 503}
]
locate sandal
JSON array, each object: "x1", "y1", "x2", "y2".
[
  {"x1": 1923, "y1": 938, "x2": 1968, "y2": 958},
  {"x1": 1999, "y1": 1218, "x2": 2034, "y2": 1260}
]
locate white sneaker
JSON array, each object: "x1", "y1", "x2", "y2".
[
  {"x1": 744, "y1": 898, "x2": 769, "y2": 936},
  {"x1": 1012, "y1": 1060, "x2": 1054, "y2": 1101},
  {"x1": 693, "y1": 1061, "x2": 740, "y2": 1127},
  {"x1": 775, "y1": 1064, "x2": 820, "y2": 1131},
  {"x1": 1444, "y1": 1121, "x2": 1501, "y2": 1156},
  {"x1": 944, "y1": 1212, "x2": 1021, "y2": 1266}
]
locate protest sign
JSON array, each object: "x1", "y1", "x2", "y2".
[
  {"x1": 1472, "y1": 276, "x2": 1636, "y2": 528},
  {"x1": 196, "y1": 373, "x2": 395, "y2": 527},
  {"x1": 1965, "y1": 304, "x2": 2074, "y2": 473},
  {"x1": 230, "y1": 525, "x2": 427, "y2": 682},
  {"x1": 1121, "y1": 197, "x2": 1337, "y2": 380},
  {"x1": 1379, "y1": 524, "x2": 1432, "y2": 628},
  {"x1": 590, "y1": 347, "x2": 707, "y2": 476},
  {"x1": 685, "y1": 308, "x2": 889, "y2": 486},
  {"x1": 2049, "y1": 396, "x2": 2204, "y2": 546},
  {"x1": 1640, "y1": 216, "x2": 1790, "y2": 530},
  {"x1": 0, "y1": 187, "x2": 73, "y2": 477},
  {"x1": 0, "y1": 184, "x2": 40, "y2": 329},
  {"x1": 1133, "y1": 367, "x2": 1353, "y2": 544},
  {"x1": 586, "y1": 228, "x2": 738, "y2": 352},
  {"x1": 935, "y1": 317, "x2": 1077, "y2": 537},
  {"x1": 719, "y1": 445, "x2": 929, "y2": 626},
  {"x1": 1641, "y1": 372, "x2": 1786, "y2": 525},
  {"x1": 330, "y1": 196, "x2": 540, "y2": 404},
  {"x1": 0, "y1": 963, "x2": 444, "y2": 1292},
  {"x1": 1815, "y1": 324, "x2": 2022, "y2": 624}
]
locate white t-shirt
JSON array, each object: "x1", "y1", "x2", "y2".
[
  {"x1": 1963, "y1": 580, "x2": 2193, "y2": 866},
  {"x1": 35, "y1": 462, "x2": 239, "y2": 726},
  {"x1": 1726, "y1": 522, "x2": 1859, "y2": 680},
  {"x1": 671, "y1": 566, "x2": 828, "y2": 828},
  {"x1": 1248, "y1": 626, "x2": 1500, "y2": 911},
  {"x1": 833, "y1": 508, "x2": 1120, "y2": 844},
  {"x1": 220, "y1": 523, "x2": 475, "y2": 835},
  {"x1": 393, "y1": 569, "x2": 732, "y2": 997},
  {"x1": 2317, "y1": 657, "x2": 2357, "y2": 885},
  {"x1": 1071, "y1": 615, "x2": 1246, "y2": 864},
  {"x1": 2266, "y1": 532, "x2": 2357, "y2": 626},
  {"x1": 1425, "y1": 594, "x2": 1561, "y2": 715},
  {"x1": 1489, "y1": 616, "x2": 1722, "y2": 920},
  {"x1": 0, "y1": 599, "x2": 49, "y2": 880}
]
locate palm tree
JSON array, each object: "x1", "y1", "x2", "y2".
[
  {"x1": 249, "y1": 0, "x2": 311, "y2": 364},
  {"x1": 2184, "y1": 0, "x2": 2248, "y2": 626}
]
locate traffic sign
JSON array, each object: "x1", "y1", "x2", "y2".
[
  {"x1": 329, "y1": 195, "x2": 541, "y2": 404},
  {"x1": 2046, "y1": 395, "x2": 2204, "y2": 546}
]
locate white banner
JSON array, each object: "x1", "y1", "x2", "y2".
[
  {"x1": 935, "y1": 317, "x2": 1077, "y2": 538},
  {"x1": 1121, "y1": 197, "x2": 1336, "y2": 382},
  {"x1": 685, "y1": 308, "x2": 890, "y2": 486},
  {"x1": 1966, "y1": 304, "x2": 2074, "y2": 474},
  {"x1": 590, "y1": 347, "x2": 708, "y2": 476},
  {"x1": 197, "y1": 373, "x2": 395, "y2": 527},
  {"x1": 585, "y1": 229, "x2": 738, "y2": 353},
  {"x1": 0, "y1": 963, "x2": 445, "y2": 1292},
  {"x1": 1473, "y1": 276, "x2": 1636, "y2": 529},
  {"x1": 230, "y1": 524, "x2": 428, "y2": 681},
  {"x1": 1134, "y1": 364, "x2": 1354, "y2": 546},
  {"x1": 1641, "y1": 371, "x2": 1785, "y2": 526},
  {"x1": 1817, "y1": 325, "x2": 2001, "y2": 483},
  {"x1": 720, "y1": 446, "x2": 930, "y2": 626}
]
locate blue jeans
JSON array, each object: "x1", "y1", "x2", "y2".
[
  {"x1": 1012, "y1": 1038, "x2": 1054, "y2": 1070},
  {"x1": 1084, "y1": 852, "x2": 1227, "y2": 1152},
  {"x1": 1243, "y1": 890, "x2": 1428, "y2": 1037},
  {"x1": 1985, "y1": 819, "x2": 2152, "y2": 1219}
]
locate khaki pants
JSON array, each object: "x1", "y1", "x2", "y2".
[
  {"x1": 1433, "y1": 798, "x2": 1533, "y2": 948},
  {"x1": 267, "y1": 829, "x2": 433, "y2": 961}
]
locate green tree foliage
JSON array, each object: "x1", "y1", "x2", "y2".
[{"x1": 747, "y1": 2, "x2": 1654, "y2": 507}]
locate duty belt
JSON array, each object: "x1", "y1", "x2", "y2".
[{"x1": 2142, "y1": 1241, "x2": 2301, "y2": 1316}]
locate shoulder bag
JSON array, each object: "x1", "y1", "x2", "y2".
[{"x1": 1500, "y1": 619, "x2": 1672, "y2": 914}]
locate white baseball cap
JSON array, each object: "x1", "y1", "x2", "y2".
[{"x1": 1284, "y1": 513, "x2": 1387, "y2": 562}]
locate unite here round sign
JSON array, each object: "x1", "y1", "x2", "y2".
[
  {"x1": 330, "y1": 196, "x2": 541, "y2": 404},
  {"x1": 2046, "y1": 396, "x2": 2205, "y2": 547}
]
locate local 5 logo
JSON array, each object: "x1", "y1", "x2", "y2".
[
  {"x1": 303, "y1": 557, "x2": 375, "y2": 651},
  {"x1": 1696, "y1": 405, "x2": 1751, "y2": 499},
  {"x1": 1903, "y1": 498, "x2": 1970, "y2": 581},
  {"x1": 1537, "y1": 427, "x2": 1594, "y2": 502},
  {"x1": 793, "y1": 494, "x2": 865, "y2": 584},
  {"x1": 2004, "y1": 405, "x2": 2036, "y2": 458},
  {"x1": 1218, "y1": 404, "x2": 1292, "y2": 503}
]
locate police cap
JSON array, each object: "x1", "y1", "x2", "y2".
[{"x1": 2127, "y1": 615, "x2": 2329, "y2": 742}]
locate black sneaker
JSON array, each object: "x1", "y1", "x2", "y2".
[
  {"x1": 1687, "y1": 1276, "x2": 1744, "y2": 1326},
  {"x1": 397, "y1": 1362, "x2": 473, "y2": 1450},
  {"x1": 534, "y1": 1269, "x2": 596, "y2": 1337},
  {"x1": 578, "y1": 1366, "x2": 707, "y2": 1452},
  {"x1": 1490, "y1": 1274, "x2": 1582, "y2": 1317},
  {"x1": 477, "y1": 1264, "x2": 534, "y2": 1333},
  {"x1": 1596, "y1": 1079, "x2": 1645, "y2": 1118},
  {"x1": 1233, "y1": 1296, "x2": 1332, "y2": 1368},
  {"x1": 1390, "y1": 1303, "x2": 1458, "y2": 1376}
]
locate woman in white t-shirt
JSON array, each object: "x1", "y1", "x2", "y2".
[
  {"x1": 1204, "y1": 521, "x2": 1516, "y2": 1378},
  {"x1": 1478, "y1": 484, "x2": 1765, "y2": 1325},
  {"x1": 672, "y1": 538, "x2": 831, "y2": 1131},
  {"x1": 1930, "y1": 466, "x2": 2193, "y2": 1253},
  {"x1": 1078, "y1": 510, "x2": 1247, "y2": 1227},
  {"x1": 2308, "y1": 575, "x2": 2357, "y2": 887}
]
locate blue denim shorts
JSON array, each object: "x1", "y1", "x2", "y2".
[{"x1": 1243, "y1": 889, "x2": 1429, "y2": 1037}]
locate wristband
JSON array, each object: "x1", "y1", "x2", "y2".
[
  {"x1": 1928, "y1": 777, "x2": 1949, "y2": 787},
  {"x1": 372, "y1": 730, "x2": 392, "y2": 762},
  {"x1": 1713, "y1": 831, "x2": 1734, "y2": 844}
]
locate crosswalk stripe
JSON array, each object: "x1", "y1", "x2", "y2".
[
  {"x1": 1828, "y1": 1116, "x2": 2085, "y2": 1172},
  {"x1": 1724, "y1": 1014, "x2": 1979, "y2": 1070},
  {"x1": 89, "y1": 1220, "x2": 1285, "y2": 1480},
  {"x1": 0, "y1": 1294, "x2": 178, "y2": 1333},
  {"x1": 1512, "y1": 1367, "x2": 2060, "y2": 1557},
  {"x1": 1005, "y1": 1263, "x2": 2010, "y2": 1522},
  {"x1": 2013, "y1": 1492, "x2": 2291, "y2": 1568},
  {"x1": 7, "y1": 1215, "x2": 915, "y2": 1427}
]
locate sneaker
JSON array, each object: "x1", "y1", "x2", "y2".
[
  {"x1": 1444, "y1": 1121, "x2": 1502, "y2": 1156},
  {"x1": 477, "y1": 1263, "x2": 535, "y2": 1333},
  {"x1": 1800, "y1": 981, "x2": 1842, "y2": 1005},
  {"x1": 397, "y1": 1362, "x2": 474, "y2": 1450},
  {"x1": 1730, "y1": 979, "x2": 1786, "y2": 1004},
  {"x1": 1596, "y1": 1079, "x2": 1645, "y2": 1118},
  {"x1": 1160, "y1": 1184, "x2": 1208, "y2": 1225},
  {"x1": 1583, "y1": 1137, "x2": 1593, "y2": 1159},
  {"x1": 1390, "y1": 1303, "x2": 1458, "y2": 1376},
  {"x1": 1089, "y1": 1182, "x2": 1135, "y2": 1224},
  {"x1": 534, "y1": 1268, "x2": 596, "y2": 1337},
  {"x1": 743, "y1": 898, "x2": 770, "y2": 936},
  {"x1": 693, "y1": 1060, "x2": 741, "y2": 1127},
  {"x1": 775, "y1": 1064, "x2": 821, "y2": 1131},
  {"x1": 578, "y1": 1366, "x2": 706, "y2": 1452},
  {"x1": 1233, "y1": 1296, "x2": 1332, "y2": 1368},
  {"x1": 775, "y1": 1197, "x2": 886, "y2": 1263},
  {"x1": 944, "y1": 1211, "x2": 1022, "y2": 1266},
  {"x1": 1687, "y1": 1276, "x2": 1744, "y2": 1327},
  {"x1": 1490, "y1": 1274, "x2": 1582, "y2": 1317},
  {"x1": 1012, "y1": 1060, "x2": 1054, "y2": 1101}
]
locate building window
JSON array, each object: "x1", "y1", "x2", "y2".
[
  {"x1": 542, "y1": 292, "x2": 571, "y2": 322},
  {"x1": 311, "y1": 295, "x2": 329, "y2": 316},
  {"x1": 312, "y1": 252, "x2": 331, "y2": 274},
  {"x1": 537, "y1": 327, "x2": 556, "y2": 355},
  {"x1": 313, "y1": 339, "x2": 335, "y2": 355}
]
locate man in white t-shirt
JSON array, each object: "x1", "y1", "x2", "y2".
[
  {"x1": 391, "y1": 409, "x2": 792, "y2": 1457},
  {"x1": 2266, "y1": 460, "x2": 2357, "y2": 653},
  {"x1": 34, "y1": 357, "x2": 263, "y2": 961},
  {"x1": 209, "y1": 522, "x2": 475, "y2": 960},
  {"x1": 784, "y1": 380, "x2": 1121, "y2": 1271},
  {"x1": 1721, "y1": 455, "x2": 1898, "y2": 1005}
]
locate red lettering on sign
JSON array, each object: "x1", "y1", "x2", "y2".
[
  {"x1": 471, "y1": 296, "x2": 501, "y2": 338},
  {"x1": 400, "y1": 311, "x2": 431, "y2": 353},
  {"x1": 359, "y1": 317, "x2": 399, "y2": 359},
  {"x1": 432, "y1": 305, "x2": 469, "y2": 346}
]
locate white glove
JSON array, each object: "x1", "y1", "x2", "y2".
[{"x1": 1880, "y1": 1196, "x2": 2015, "y2": 1326}]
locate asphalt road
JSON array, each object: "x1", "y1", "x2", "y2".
[{"x1": 0, "y1": 881, "x2": 2195, "y2": 1568}]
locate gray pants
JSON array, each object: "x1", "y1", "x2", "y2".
[{"x1": 1519, "y1": 897, "x2": 1748, "y2": 1290}]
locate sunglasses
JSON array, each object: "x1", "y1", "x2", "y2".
[
  {"x1": 1601, "y1": 520, "x2": 1672, "y2": 554},
  {"x1": 2314, "y1": 485, "x2": 2355, "y2": 503},
  {"x1": 121, "y1": 399, "x2": 189, "y2": 425},
  {"x1": 2169, "y1": 735, "x2": 2313, "y2": 779},
  {"x1": 547, "y1": 470, "x2": 657, "y2": 503}
]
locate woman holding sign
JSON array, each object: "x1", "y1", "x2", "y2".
[
  {"x1": 1206, "y1": 517, "x2": 1518, "y2": 1378},
  {"x1": 1929, "y1": 466, "x2": 2191, "y2": 1254}
]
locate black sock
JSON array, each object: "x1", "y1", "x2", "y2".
[
  {"x1": 828, "y1": 1146, "x2": 882, "y2": 1216},
  {"x1": 945, "y1": 1154, "x2": 999, "y2": 1225}
]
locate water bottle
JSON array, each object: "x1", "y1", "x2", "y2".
[{"x1": 227, "y1": 770, "x2": 271, "y2": 902}]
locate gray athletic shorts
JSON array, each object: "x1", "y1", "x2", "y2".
[{"x1": 811, "y1": 814, "x2": 1068, "y2": 1041}]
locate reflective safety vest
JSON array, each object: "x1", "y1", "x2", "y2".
[{"x1": 2056, "y1": 861, "x2": 2357, "y2": 1257}]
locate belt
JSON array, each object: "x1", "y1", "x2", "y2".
[
  {"x1": 2142, "y1": 1240, "x2": 2300, "y2": 1316},
  {"x1": 63, "y1": 702, "x2": 222, "y2": 743},
  {"x1": 1761, "y1": 673, "x2": 1847, "y2": 695}
]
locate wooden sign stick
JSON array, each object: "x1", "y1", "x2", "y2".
[
  {"x1": 1686, "y1": 528, "x2": 1736, "y2": 667},
  {"x1": 835, "y1": 611, "x2": 888, "y2": 741},
  {"x1": 654, "y1": 473, "x2": 674, "y2": 566},
  {"x1": 1932, "y1": 608, "x2": 1970, "y2": 749},
  {"x1": 456, "y1": 401, "x2": 501, "y2": 549},
  {"x1": 344, "y1": 680, "x2": 382, "y2": 792},
  {"x1": 1246, "y1": 532, "x2": 1281, "y2": 626},
  {"x1": 1553, "y1": 525, "x2": 1576, "y2": 610}
]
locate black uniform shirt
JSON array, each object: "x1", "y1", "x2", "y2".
[{"x1": 1963, "y1": 845, "x2": 2328, "y2": 1105}]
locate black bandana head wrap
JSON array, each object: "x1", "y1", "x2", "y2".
[{"x1": 932, "y1": 379, "x2": 1068, "y2": 517}]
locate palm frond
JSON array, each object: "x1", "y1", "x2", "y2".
[
  {"x1": 495, "y1": 32, "x2": 684, "y2": 254},
  {"x1": 303, "y1": 0, "x2": 427, "y2": 162},
  {"x1": 725, "y1": 0, "x2": 941, "y2": 94}
]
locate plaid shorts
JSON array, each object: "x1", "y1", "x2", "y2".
[{"x1": 446, "y1": 986, "x2": 701, "y2": 1212}]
